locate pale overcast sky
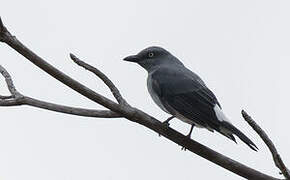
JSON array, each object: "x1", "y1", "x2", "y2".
[{"x1": 0, "y1": 0, "x2": 290, "y2": 179}]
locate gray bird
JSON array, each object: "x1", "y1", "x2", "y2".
[{"x1": 124, "y1": 46, "x2": 258, "y2": 151}]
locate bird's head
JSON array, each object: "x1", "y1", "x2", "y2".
[{"x1": 123, "y1": 46, "x2": 183, "y2": 72}]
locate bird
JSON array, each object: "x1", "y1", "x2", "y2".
[{"x1": 123, "y1": 46, "x2": 258, "y2": 151}]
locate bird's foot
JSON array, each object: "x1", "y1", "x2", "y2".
[
  {"x1": 162, "y1": 121, "x2": 170, "y2": 127},
  {"x1": 181, "y1": 134, "x2": 191, "y2": 151},
  {"x1": 158, "y1": 122, "x2": 170, "y2": 137},
  {"x1": 158, "y1": 116, "x2": 174, "y2": 137},
  {"x1": 163, "y1": 115, "x2": 175, "y2": 125}
]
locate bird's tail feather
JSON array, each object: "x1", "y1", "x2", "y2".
[{"x1": 219, "y1": 121, "x2": 258, "y2": 151}]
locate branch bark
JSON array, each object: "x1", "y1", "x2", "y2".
[
  {"x1": 0, "y1": 64, "x2": 121, "y2": 118},
  {"x1": 0, "y1": 16, "x2": 287, "y2": 180},
  {"x1": 242, "y1": 110, "x2": 290, "y2": 179},
  {"x1": 70, "y1": 53, "x2": 129, "y2": 106},
  {"x1": 0, "y1": 65, "x2": 21, "y2": 97}
]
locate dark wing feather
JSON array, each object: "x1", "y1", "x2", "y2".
[
  {"x1": 166, "y1": 88, "x2": 220, "y2": 129},
  {"x1": 151, "y1": 66, "x2": 221, "y2": 129},
  {"x1": 151, "y1": 66, "x2": 258, "y2": 151}
]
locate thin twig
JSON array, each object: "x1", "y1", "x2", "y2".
[
  {"x1": 0, "y1": 98, "x2": 22, "y2": 106},
  {"x1": 242, "y1": 110, "x2": 290, "y2": 179},
  {"x1": 0, "y1": 23, "x2": 122, "y2": 114},
  {"x1": 0, "y1": 95, "x2": 13, "y2": 99},
  {"x1": 0, "y1": 96, "x2": 122, "y2": 118},
  {"x1": 70, "y1": 53, "x2": 129, "y2": 106},
  {"x1": 0, "y1": 65, "x2": 21, "y2": 97},
  {"x1": 0, "y1": 64, "x2": 121, "y2": 118},
  {"x1": 23, "y1": 96, "x2": 122, "y2": 118}
]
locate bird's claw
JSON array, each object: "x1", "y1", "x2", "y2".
[
  {"x1": 162, "y1": 121, "x2": 170, "y2": 127},
  {"x1": 158, "y1": 121, "x2": 170, "y2": 137},
  {"x1": 181, "y1": 134, "x2": 191, "y2": 151}
]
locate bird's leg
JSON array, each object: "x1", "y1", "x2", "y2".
[
  {"x1": 163, "y1": 115, "x2": 175, "y2": 126},
  {"x1": 159, "y1": 116, "x2": 175, "y2": 137},
  {"x1": 187, "y1": 124, "x2": 195, "y2": 138},
  {"x1": 181, "y1": 124, "x2": 195, "y2": 151}
]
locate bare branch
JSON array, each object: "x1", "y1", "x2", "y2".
[
  {"x1": 23, "y1": 96, "x2": 122, "y2": 118},
  {"x1": 0, "y1": 63, "x2": 24, "y2": 105},
  {"x1": 0, "y1": 95, "x2": 121, "y2": 118},
  {"x1": 0, "y1": 96, "x2": 121, "y2": 118},
  {"x1": 0, "y1": 65, "x2": 21, "y2": 97},
  {"x1": 0, "y1": 64, "x2": 122, "y2": 118},
  {"x1": 0, "y1": 17, "x2": 285, "y2": 180},
  {"x1": 131, "y1": 110, "x2": 282, "y2": 180},
  {"x1": 0, "y1": 22, "x2": 123, "y2": 115},
  {"x1": 0, "y1": 98, "x2": 22, "y2": 106},
  {"x1": 242, "y1": 110, "x2": 290, "y2": 179},
  {"x1": 0, "y1": 95, "x2": 13, "y2": 99},
  {"x1": 70, "y1": 53, "x2": 129, "y2": 106}
]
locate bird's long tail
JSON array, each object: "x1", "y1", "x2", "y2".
[{"x1": 219, "y1": 121, "x2": 258, "y2": 151}]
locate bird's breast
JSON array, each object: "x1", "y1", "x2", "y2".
[{"x1": 147, "y1": 75, "x2": 169, "y2": 113}]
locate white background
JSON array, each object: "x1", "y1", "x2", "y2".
[{"x1": 0, "y1": 0, "x2": 289, "y2": 179}]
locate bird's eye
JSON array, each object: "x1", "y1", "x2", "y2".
[{"x1": 148, "y1": 52, "x2": 154, "y2": 58}]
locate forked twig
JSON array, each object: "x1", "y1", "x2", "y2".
[
  {"x1": 0, "y1": 65, "x2": 121, "y2": 118},
  {"x1": 70, "y1": 53, "x2": 129, "y2": 106},
  {"x1": 0, "y1": 65, "x2": 21, "y2": 97}
]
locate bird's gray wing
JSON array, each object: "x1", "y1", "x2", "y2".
[
  {"x1": 151, "y1": 66, "x2": 221, "y2": 129},
  {"x1": 151, "y1": 66, "x2": 258, "y2": 151}
]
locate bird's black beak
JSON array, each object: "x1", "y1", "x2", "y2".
[{"x1": 123, "y1": 55, "x2": 140, "y2": 62}]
